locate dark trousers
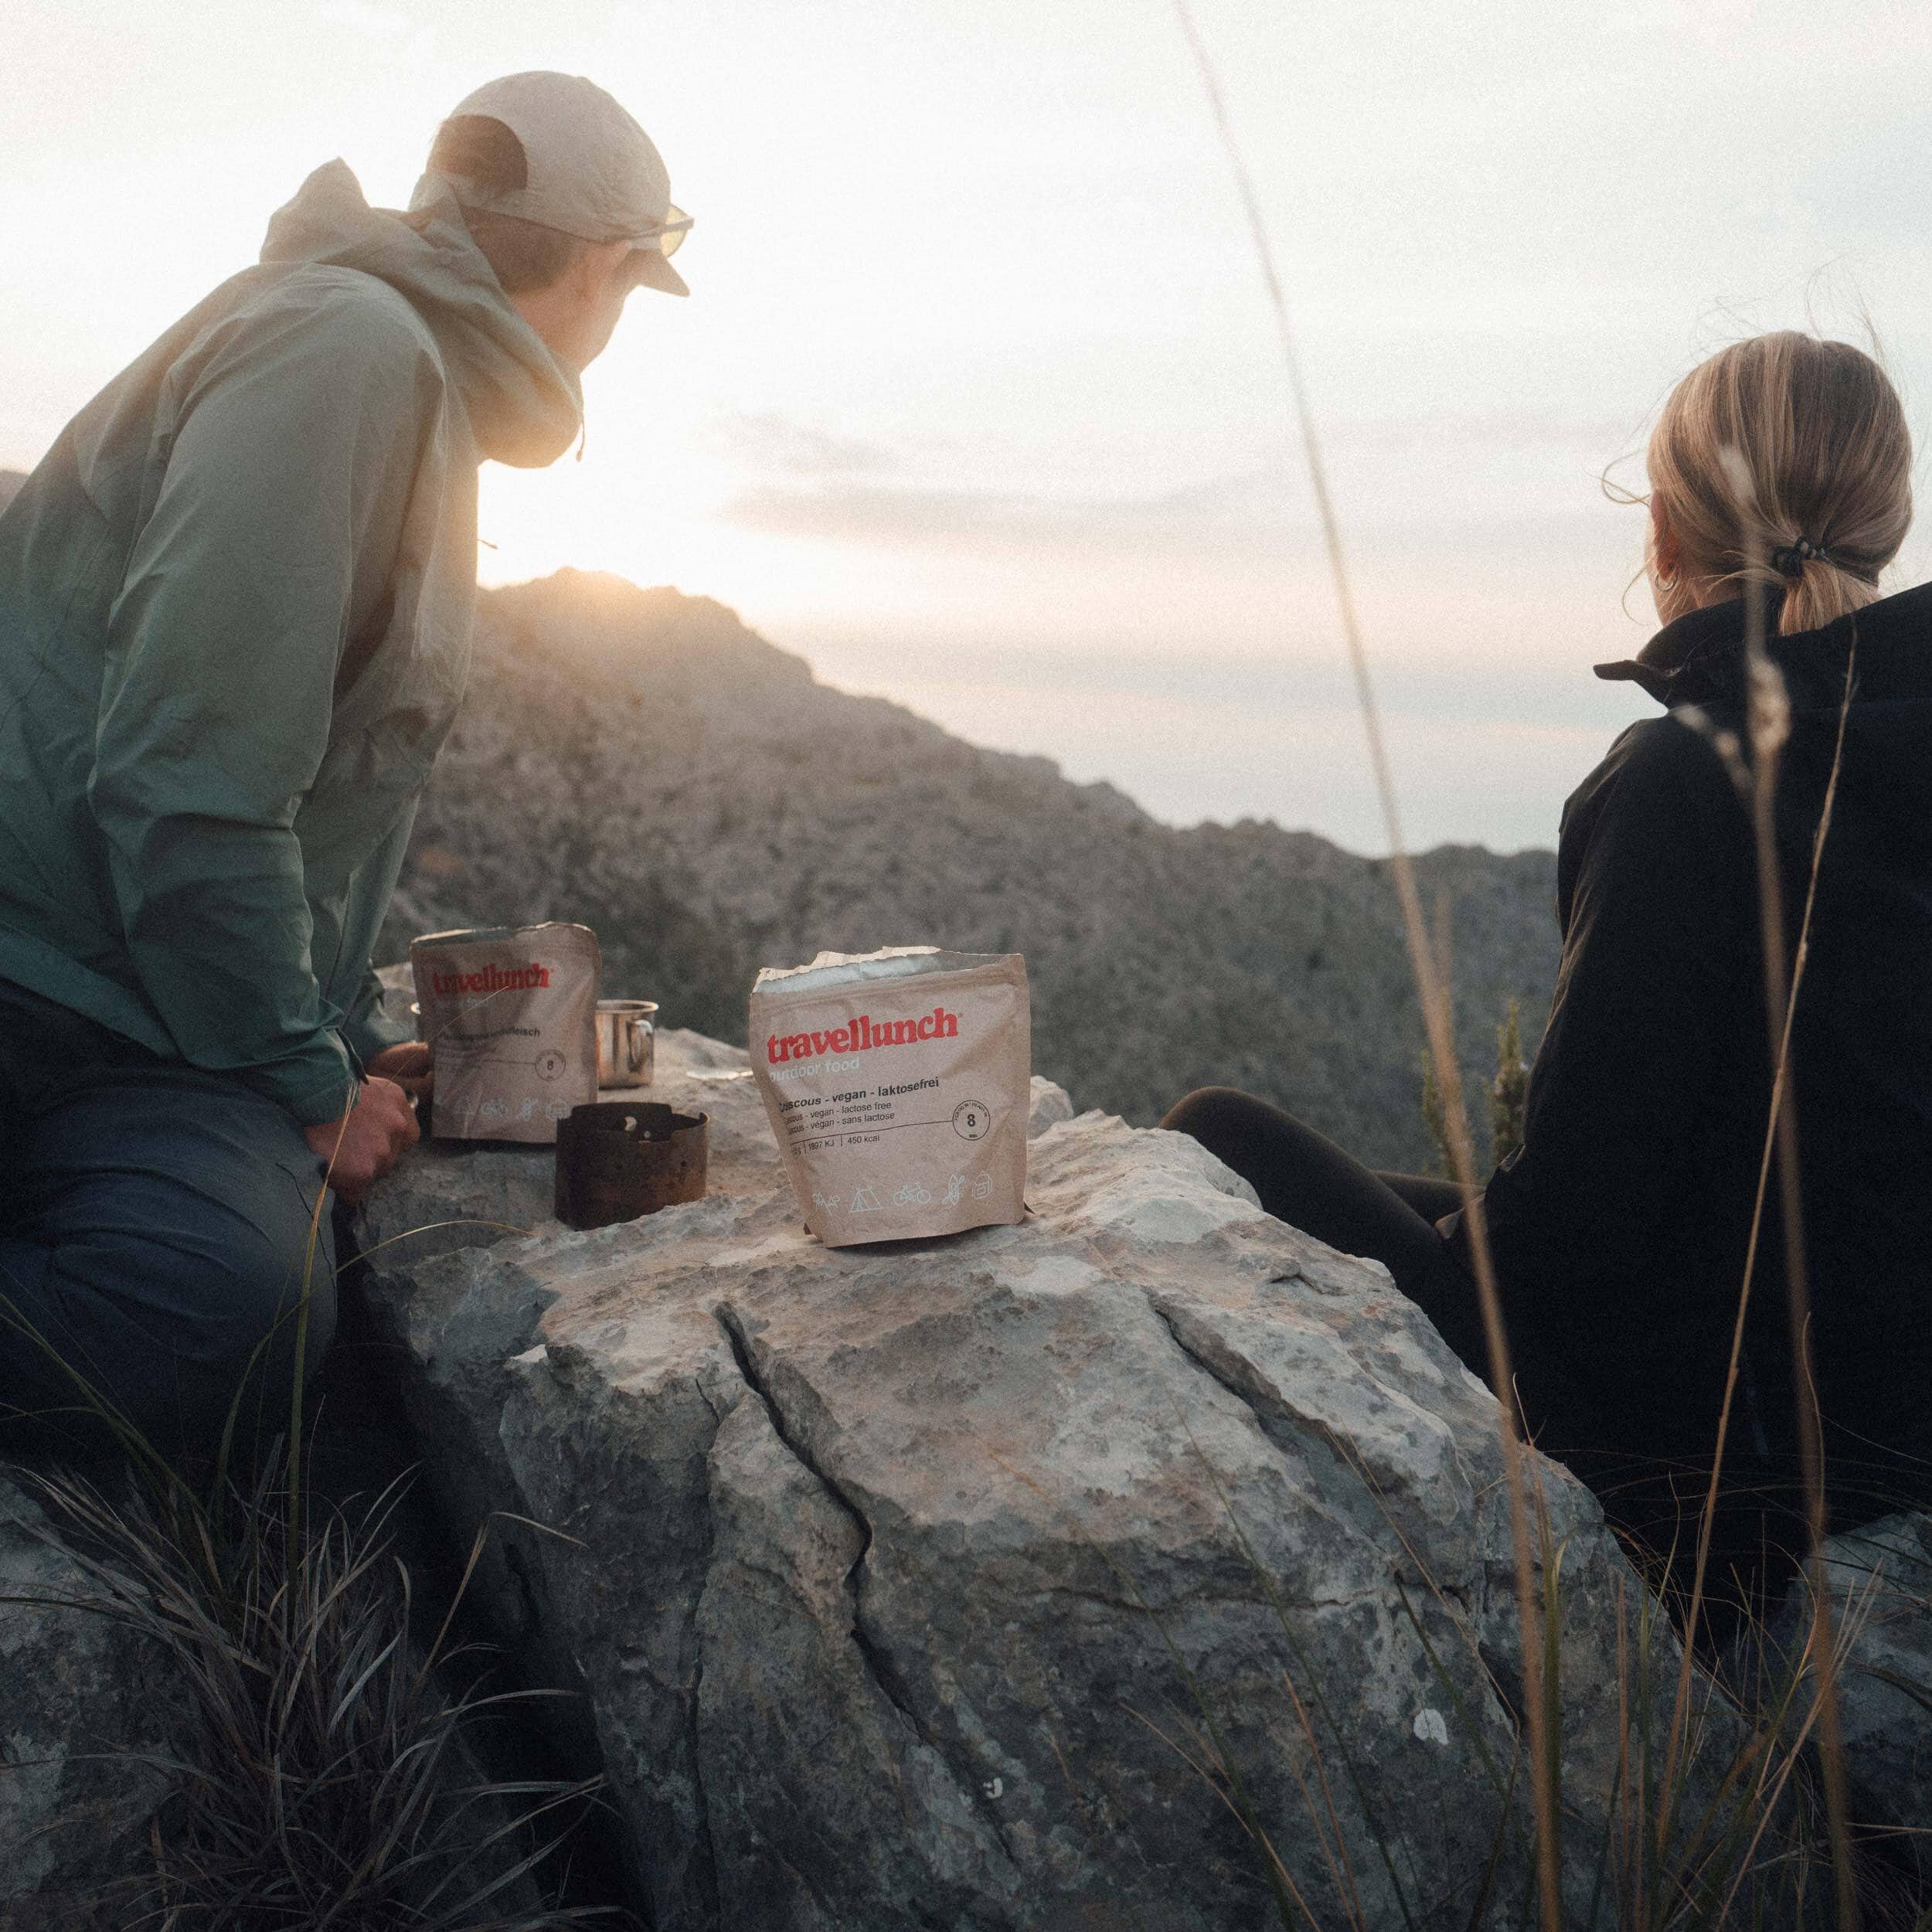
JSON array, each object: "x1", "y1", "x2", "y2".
[{"x1": 0, "y1": 981, "x2": 335, "y2": 1462}]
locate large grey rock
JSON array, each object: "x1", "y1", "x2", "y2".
[
  {"x1": 358, "y1": 1069, "x2": 1756, "y2": 1930},
  {"x1": 0, "y1": 1477, "x2": 172, "y2": 1925}
]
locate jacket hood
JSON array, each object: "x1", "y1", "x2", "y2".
[
  {"x1": 1594, "y1": 581, "x2": 1932, "y2": 718},
  {"x1": 260, "y1": 159, "x2": 582, "y2": 468}
]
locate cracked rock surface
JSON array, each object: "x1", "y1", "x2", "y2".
[{"x1": 358, "y1": 1041, "x2": 1722, "y2": 1930}]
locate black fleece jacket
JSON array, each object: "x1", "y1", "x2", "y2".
[{"x1": 1447, "y1": 584, "x2": 1932, "y2": 1520}]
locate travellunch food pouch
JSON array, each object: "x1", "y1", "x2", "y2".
[
  {"x1": 749, "y1": 948, "x2": 1030, "y2": 1247},
  {"x1": 409, "y1": 923, "x2": 600, "y2": 1144}
]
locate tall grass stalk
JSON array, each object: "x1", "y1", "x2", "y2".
[
  {"x1": 1638, "y1": 448, "x2": 1859, "y2": 1927},
  {"x1": 1662, "y1": 645, "x2": 1853, "y2": 1698},
  {"x1": 1169, "y1": 8, "x2": 1563, "y2": 1923}
]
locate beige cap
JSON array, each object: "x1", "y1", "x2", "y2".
[{"x1": 426, "y1": 70, "x2": 691, "y2": 297}]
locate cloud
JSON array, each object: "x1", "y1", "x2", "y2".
[
  {"x1": 702, "y1": 410, "x2": 893, "y2": 480},
  {"x1": 717, "y1": 468, "x2": 1301, "y2": 557},
  {"x1": 1335, "y1": 408, "x2": 1639, "y2": 456},
  {"x1": 709, "y1": 397, "x2": 1649, "y2": 562}
]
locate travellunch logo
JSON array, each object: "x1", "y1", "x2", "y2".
[
  {"x1": 430, "y1": 961, "x2": 553, "y2": 998},
  {"x1": 766, "y1": 1007, "x2": 958, "y2": 1063}
]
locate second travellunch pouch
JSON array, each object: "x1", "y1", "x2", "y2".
[{"x1": 749, "y1": 947, "x2": 1030, "y2": 1247}]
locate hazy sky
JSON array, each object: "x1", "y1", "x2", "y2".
[{"x1": 8, "y1": 0, "x2": 1932, "y2": 852}]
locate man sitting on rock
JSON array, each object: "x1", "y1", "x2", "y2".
[{"x1": 0, "y1": 73, "x2": 692, "y2": 1455}]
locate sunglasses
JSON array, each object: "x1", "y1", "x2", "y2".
[
  {"x1": 646, "y1": 204, "x2": 692, "y2": 259},
  {"x1": 617, "y1": 206, "x2": 692, "y2": 291}
]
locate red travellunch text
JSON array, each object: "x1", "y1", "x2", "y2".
[
  {"x1": 765, "y1": 1007, "x2": 959, "y2": 1063},
  {"x1": 429, "y1": 961, "x2": 553, "y2": 998}
]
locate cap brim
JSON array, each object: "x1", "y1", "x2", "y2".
[{"x1": 629, "y1": 246, "x2": 689, "y2": 298}]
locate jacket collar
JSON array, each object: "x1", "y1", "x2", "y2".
[
  {"x1": 1594, "y1": 581, "x2": 1932, "y2": 715},
  {"x1": 260, "y1": 160, "x2": 583, "y2": 469}
]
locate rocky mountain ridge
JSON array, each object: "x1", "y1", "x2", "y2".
[
  {"x1": 382, "y1": 570, "x2": 1560, "y2": 1169},
  {"x1": 2, "y1": 456, "x2": 1562, "y2": 1169}
]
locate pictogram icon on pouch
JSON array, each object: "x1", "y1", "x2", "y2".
[
  {"x1": 952, "y1": 1099, "x2": 991, "y2": 1141},
  {"x1": 536, "y1": 1049, "x2": 566, "y2": 1081},
  {"x1": 849, "y1": 1185, "x2": 884, "y2": 1213}
]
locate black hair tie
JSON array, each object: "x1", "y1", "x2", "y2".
[{"x1": 1770, "y1": 536, "x2": 1827, "y2": 579}]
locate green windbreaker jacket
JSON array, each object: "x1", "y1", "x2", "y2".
[{"x1": 0, "y1": 162, "x2": 581, "y2": 1124}]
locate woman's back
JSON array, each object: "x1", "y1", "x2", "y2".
[
  {"x1": 1770, "y1": 587, "x2": 1932, "y2": 1507},
  {"x1": 1503, "y1": 581, "x2": 1932, "y2": 1528}
]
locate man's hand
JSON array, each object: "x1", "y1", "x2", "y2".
[
  {"x1": 304, "y1": 1077, "x2": 419, "y2": 1204},
  {"x1": 366, "y1": 1041, "x2": 433, "y2": 1100}
]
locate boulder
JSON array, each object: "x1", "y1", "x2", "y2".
[
  {"x1": 0, "y1": 1476, "x2": 172, "y2": 1927},
  {"x1": 1752, "y1": 1510, "x2": 1932, "y2": 1885},
  {"x1": 354, "y1": 1037, "x2": 1760, "y2": 1930}
]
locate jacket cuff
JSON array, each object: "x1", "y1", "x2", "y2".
[{"x1": 264, "y1": 1037, "x2": 361, "y2": 1128}]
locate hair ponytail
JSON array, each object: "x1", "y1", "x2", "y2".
[{"x1": 1648, "y1": 332, "x2": 1911, "y2": 635}]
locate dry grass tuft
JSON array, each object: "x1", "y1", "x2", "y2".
[{"x1": 9, "y1": 1450, "x2": 621, "y2": 1930}]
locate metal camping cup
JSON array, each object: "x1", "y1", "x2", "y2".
[
  {"x1": 553, "y1": 1103, "x2": 708, "y2": 1230},
  {"x1": 595, "y1": 999, "x2": 658, "y2": 1087}
]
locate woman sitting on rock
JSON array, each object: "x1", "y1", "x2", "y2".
[{"x1": 1165, "y1": 331, "x2": 1932, "y2": 1635}]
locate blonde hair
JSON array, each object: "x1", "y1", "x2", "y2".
[{"x1": 1648, "y1": 332, "x2": 1912, "y2": 635}]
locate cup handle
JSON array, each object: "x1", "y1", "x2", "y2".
[{"x1": 625, "y1": 1016, "x2": 648, "y2": 1074}]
